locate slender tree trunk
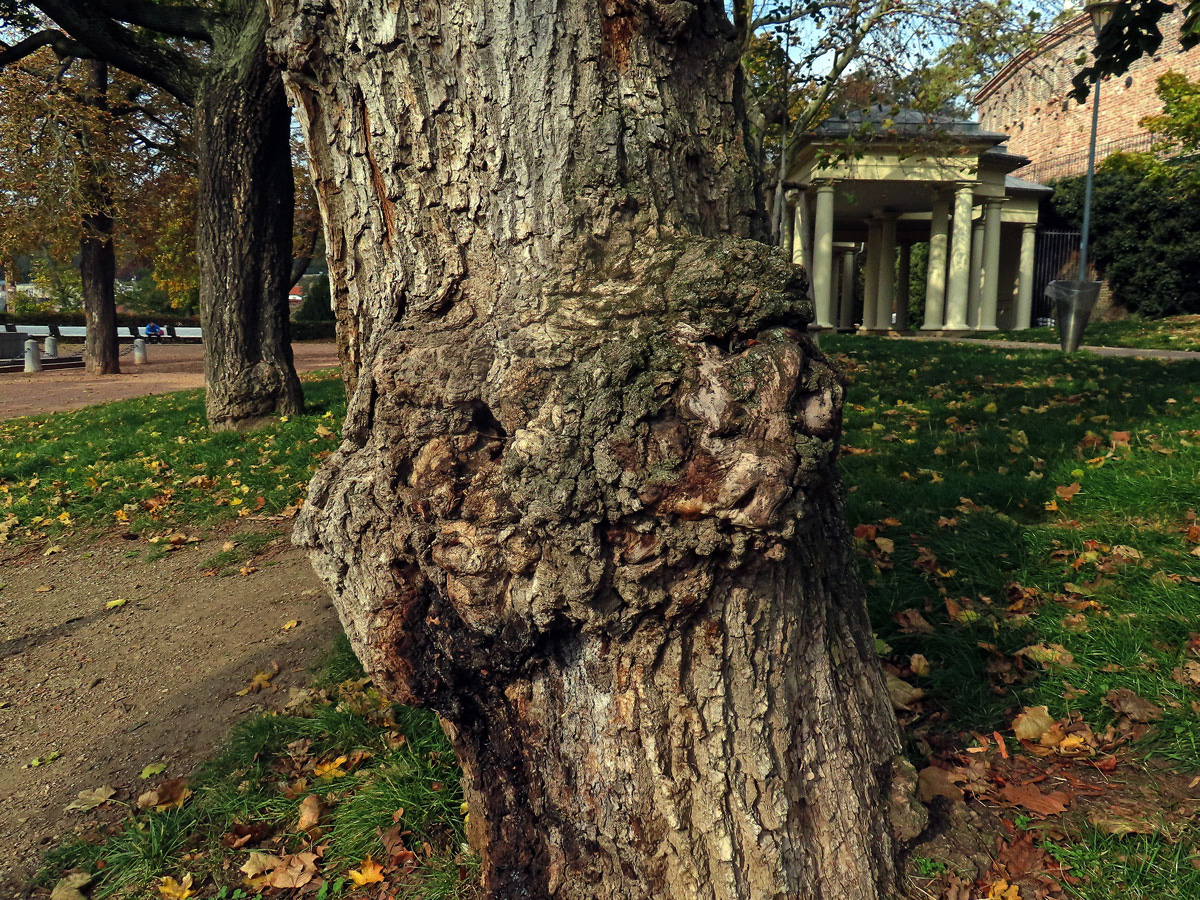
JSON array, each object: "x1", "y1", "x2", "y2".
[
  {"x1": 198, "y1": 0, "x2": 302, "y2": 430},
  {"x1": 271, "y1": 2, "x2": 916, "y2": 897},
  {"x1": 79, "y1": 59, "x2": 119, "y2": 375}
]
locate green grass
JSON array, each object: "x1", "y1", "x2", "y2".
[
  {"x1": 977, "y1": 314, "x2": 1200, "y2": 352},
  {"x1": 26, "y1": 338, "x2": 1200, "y2": 899},
  {"x1": 0, "y1": 375, "x2": 347, "y2": 543},
  {"x1": 200, "y1": 529, "x2": 284, "y2": 573},
  {"x1": 40, "y1": 640, "x2": 474, "y2": 900},
  {"x1": 827, "y1": 334, "x2": 1200, "y2": 900}
]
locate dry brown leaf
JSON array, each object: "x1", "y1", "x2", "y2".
[
  {"x1": 240, "y1": 852, "x2": 282, "y2": 878},
  {"x1": 50, "y1": 873, "x2": 91, "y2": 900},
  {"x1": 1105, "y1": 688, "x2": 1163, "y2": 723},
  {"x1": 886, "y1": 674, "x2": 925, "y2": 711},
  {"x1": 1011, "y1": 705, "x2": 1056, "y2": 741},
  {"x1": 909, "y1": 653, "x2": 931, "y2": 677},
  {"x1": 1055, "y1": 482, "x2": 1081, "y2": 503},
  {"x1": 298, "y1": 794, "x2": 321, "y2": 832},
  {"x1": 1000, "y1": 782, "x2": 1070, "y2": 817},
  {"x1": 895, "y1": 609, "x2": 935, "y2": 634},
  {"x1": 65, "y1": 785, "x2": 115, "y2": 812},
  {"x1": 1015, "y1": 643, "x2": 1076, "y2": 668},
  {"x1": 269, "y1": 852, "x2": 318, "y2": 889},
  {"x1": 916, "y1": 766, "x2": 964, "y2": 803}
]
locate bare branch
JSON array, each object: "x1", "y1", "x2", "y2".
[
  {"x1": 0, "y1": 28, "x2": 92, "y2": 67},
  {"x1": 88, "y1": 0, "x2": 217, "y2": 42}
]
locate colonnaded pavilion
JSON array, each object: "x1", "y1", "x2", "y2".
[{"x1": 783, "y1": 108, "x2": 1051, "y2": 333}]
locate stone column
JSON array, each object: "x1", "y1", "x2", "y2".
[
  {"x1": 782, "y1": 189, "x2": 798, "y2": 260},
  {"x1": 922, "y1": 191, "x2": 950, "y2": 330},
  {"x1": 967, "y1": 220, "x2": 984, "y2": 329},
  {"x1": 977, "y1": 198, "x2": 1004, "y2": 332},
  {"x1": 874, "y1": 214, "x2": 898, "y2": 330},
  {"x1": 1015, "y1": 222, "x2": 1037, "y2": 330},
  {"x1": 812, "y1": 182, "x2": 836, "y2": 329},
  {"x1": 896, "y1": 243, "x2": 911, "y2": 331},
  {"x1": 839, "y1": 249, "x2": 856, "y2": 330},
  {"x1": 861, "y1": 219, "x2": 882, "y2": 331},
  {"x1": 944, "y1": 184, "x2": 975, "y2": 331}
]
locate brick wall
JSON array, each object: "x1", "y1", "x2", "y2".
[{"x1": 975, "y1": 8, "x2": 1200, "y2": 181}]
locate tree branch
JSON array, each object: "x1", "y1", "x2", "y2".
[
  {"x1": 0, "y1": 29, "x2": 92, "y2": 67},
  {"x1": 30, "y1": 0, "x2": 202, "y2": 105},
  {"x1": 88, "y1": 0, "x2": 217, "y2": 42}
]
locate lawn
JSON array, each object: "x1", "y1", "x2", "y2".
[
  {"x1": 977, "y1": 314, "x2": 1200, "y2": 352},
  {"x1": 20, "y1": 336, "x2": 1200, "y2": 899}
]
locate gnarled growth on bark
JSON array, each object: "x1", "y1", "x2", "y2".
[{"x1": 271, "y1": 1, "x2": 909, "y2": 897}]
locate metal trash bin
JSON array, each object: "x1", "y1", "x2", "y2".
[{"x1": 1045, "y1": 280, "x2": 1101, "y2": 353}]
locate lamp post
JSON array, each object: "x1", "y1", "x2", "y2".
[
  {"x1": 1078, "y1": 0, "x2": 1120, "y2": 280},
  {"x1": 1052, "y1": 0, "x2": 1121, "y2": 352}
]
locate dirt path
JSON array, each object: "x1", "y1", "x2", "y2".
[
  {"x1": 0, "y1": 524, "x2": 339, "y2": 897},
  {"x1": 0, "y1": 343, "x2": 339, "y2": 419}
]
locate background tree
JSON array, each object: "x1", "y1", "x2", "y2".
[
  {"x1": 0, "y1": 0, "x2": 303, "y2": 428},
  {"x1": 271, "y1": 1, "x2": 922, "y2": 897},
  {"x1": 1142, "y1": 70, "x2": 1200, "y2": 152}
]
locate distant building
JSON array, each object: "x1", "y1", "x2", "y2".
[{"x1": 975, "y1": 5, "x2": 1200, "y2": 183}]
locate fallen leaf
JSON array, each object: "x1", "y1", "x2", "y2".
[
  {"x1": 140, "y1": 762, "x2": 167, "y2": 779},
  {"x1": 157, "y1": 874, "x2": 194, "y2": 900},
  {"x1": 1088, "y1": 807, "x2": 1158, "y2": 836},
  {"x1": 138, "y1": 777, "x2": 192, "y2": 812},
  {"x1": 895, "y1": 609, "x2": 935, "y2": 634},
  {"x1": 1105, "y1": 688, "x2": 1162, "y2": 723},
  {"x1": 269, "y1": 852, "x2": 318, "y2": 890},
  {"x1": 222, "y1": 541, "x2": 236, "y2": 552},
  {"x1": 65, "y1": 786, "x2": 115, "y2": 812},
  {"x1": 917, "y1": 766, "x2": 964, "y2": 803},
  {"x1": 875, "y1": 537, "x2": 895, "y2": 554},
  {"x1": 236, "y1": 662, "x2": 280, "y2": 696},
  {"x1": 240, "y1": 852, "x2": 282, "y2": 878},
  {"x1": 44, "y1": 545, "x2": 64, "y2": 556},
  {"x1": 1012, "y1": 705, "x2": 1056, "y2": 741},
  {"x1": 315, "y1": 424, "x2": 336, "y2": 439},
  {"x1": 282, "y1": 619, "x2": 299, "y2": 631},
  {"x1": 313, "y1": 755, "x2": 348, "y2": 779},
  {"x1": 986, "y1": 879, "x2": 1019, "y2": 900},
  {"x1": 886, "y1": 674, "x2": 925, "y2": 711},
  {"x1": 909, "y1": 653, "x2": 931, "y2": 677},
  {"x1": 298, "y1": 794, "x2": 321, "y2": 832},
  {"x1": 105, "y1": 598, "x2": 128, "y2": 609},
  {"x1": 50, "y1": 873, "x2": 91, "y2": 900},
  {"x1": 35, "y1": 584, "x2": 52, "y2": 592},
  {"x1": 1016, "y1": 643, "x2": 1075, "y2": 668},
  {"x1": 348, "y1": 855, "x2": 384, "y2": 886},
  {"x1": 1000, "y1": 782, "x2": 1070, "y2": 817},
  {"x1": 1055, "y1": 482, "x2": 1081, "y2": 503}
]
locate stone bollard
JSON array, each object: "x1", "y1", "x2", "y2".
[
  {"x1": 24, "y1": 339, "x2": 41, "y2": 373},
  {"x1": 44, "y1": 335, "x2": 58, "y2": 358},
  {"x1": 133, "y1": 338, "x2": 147, "y2": 365}
]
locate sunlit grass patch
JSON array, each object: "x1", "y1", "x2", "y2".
[{"x1": 981, "y1": 314, "x2": 1200, "y2": 352}]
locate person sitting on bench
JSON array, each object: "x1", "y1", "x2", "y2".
[{"x1": 145, "y1": 322, "x2": 165, "y2": 343}]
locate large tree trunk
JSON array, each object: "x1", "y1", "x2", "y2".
[
  {"x1": 198, "y1": 0, "x2": 303, "y2": 430},
  {"x1": 270, "y1": 2, "x2": 914, "y2": 897},
  {"x1": 79, "y1": 59, "x2": 119, "y2": 375}
]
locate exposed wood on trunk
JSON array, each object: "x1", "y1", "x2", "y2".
[{"x1": 270, "y1": 1, "x2": 910, "y2": 896}]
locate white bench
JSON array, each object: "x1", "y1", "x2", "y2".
[
  {"x1": 58, "y1": 325, "x2": 87, "y2": 339},
  {"x1": 173, "y1": 326, "x2": 203, "y2": 340},
  {"x1": 15, "y1": 324, "x2": 51, "y2": 337}
]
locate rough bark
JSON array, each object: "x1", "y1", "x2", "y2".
[
  {"x1": 79, "y1": 59, "x2": 120, "y2": 376},
  {"x1": 198, "y1": 0, "x2": 303, "y2": 430},
  {"x1": 270, "y1": 2, "x2": 910, "y2": 897}
]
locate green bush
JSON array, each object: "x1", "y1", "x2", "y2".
[
  {"x1": 294, "y1": 274, "x2": 334, "y2": 322},
  {"x1": 1047, "y1": 152, "x2": 1200, "y2": 317}
]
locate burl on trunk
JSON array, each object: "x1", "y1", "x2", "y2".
[{"x1": 270, "y1": 1, "x2": 915, "y2": 897}]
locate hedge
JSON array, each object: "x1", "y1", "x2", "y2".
[{"x1": 1046, "y1": 152, "x2": 1200, "y2": 317}]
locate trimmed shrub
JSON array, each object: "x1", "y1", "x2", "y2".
[{"x1": 1047, "y1": 152, "x2": 1200, "y2": 317}]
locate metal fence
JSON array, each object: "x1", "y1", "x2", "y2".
[
  {"x1": 1031, "y1": 230, "x2": 1082, "y2": 325},
  {"x1": 1022, "y1": 134, "x2": 1158, "y2": 184}
]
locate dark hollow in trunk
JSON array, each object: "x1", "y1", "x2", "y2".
[
  {"x1": 80, "y1": 58, "x2": 119, "y2": 376},
  {"x1": 270, "y1": 1, "x2": 914, "y2": 896},
  {"x1": 198, "y1": 2, "x2": 303, "y2": 430}
]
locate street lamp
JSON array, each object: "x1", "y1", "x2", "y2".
[
  {"x1": 1078, "y1": 0, "x2": 1120, "y2": 280},
  {"x1": 1052, "y1": 0, "x2": 1121, "y2": 352}
]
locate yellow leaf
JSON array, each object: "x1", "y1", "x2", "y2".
[
  {"x1": 986, "y1": 879, "x2": 1019, "y2": 900},
  {"x1": 315, "y1": 424, "x2": 336, "y2": 439},
  {"x1": 157, "y1": 875, "x2": 194, "y2": 900},
  {"x1": 282, "y1": 619, "x2": 299, "y2": 631},
  {"x1": 44, "y1": 544, "x2": 64, "y2": 556},
  {"x1": 348, "y1": 856, "x2": 384, "y2": 886},
  {"x1": 874, "y1": 537, "x2": 895, "y2": 554},
  {"x1": 314, "y1": 755, "x2": 348, "y2": 779},
  {"x1": 235, "y1": 664, "x2": 279, "y2": 696},
  {"x1": 230, "y1": 498, "x2": 243, "y2": 506},
  {"x1": 1011, "y1": 705, "x2": 1055, "y2": 741},
  {"x1": 105, "y1": 598, "x2": 128, "y2": 609},
  {"x1": 983, "y1": 401, "x2": 998, "y2": 413}
]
